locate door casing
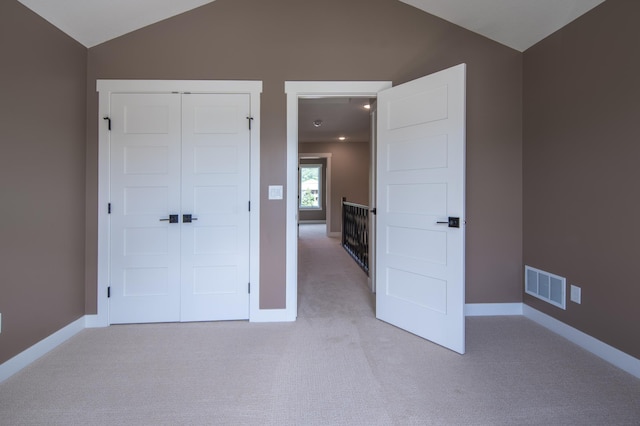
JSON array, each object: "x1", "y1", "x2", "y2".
[
  {"x1": 284, "y1": 81, "x2": 392, "y2": 321},
  {"x1": 285, "y1": 75, "x2": 466, "y2": 353}
]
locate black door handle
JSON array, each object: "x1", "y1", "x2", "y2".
[
  {"x1": 436, "y1": 217, "x2": 460, "y2": 228},
  {"x1": 183, "y1": 214, "x2": 198, "y2": 223},
  {"x1": 160, "y1": 214, "x2": 179, "y2": 223}
]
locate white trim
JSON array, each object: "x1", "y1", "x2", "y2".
[
  {"x1": 524, "y1": 305, "x2": 640, "y2": 379},
  {"x1": 3, "y1": 306, "x2": 639, "y2": 384},
  {"x1": 285, "y1": 81, "x2": 392, "y2": 321},
  {"x1": 96, "y1": 79, "x2": 262, "y2": 94},
  {"x1": 0, "y1": 317, "x2": 85, "y2": 383},
  {"x1": 84, "y1": 314, "x2": 106, "y2": 328},
  {"x1": 96, "y1": 84, "x2": 111, "y2": 327},
  {"x1": 299, "y1": 153, "x2": 332, "y2": 159},
  {"x1": 247, "y1": 87, "x2": 262, "y2": 322},
  {"x1": 96, "y1": 80, "x2": 263, "y2": 324},
  {"x1": 465, "y1": 303, "x2": 524, "y2": 316},
  {"x1": 249, "y1": 308, "x2": 295, "y2": 323},
  {"x1": 298, "y1": 220, "x2": 326, "y2": 224}
]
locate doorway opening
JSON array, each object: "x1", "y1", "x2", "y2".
[
  {"x1": 285, "y1": 81, "x2": 392, "y2": 320},
  {"x1": 297, "y1": 96, "x2": 374, "y2": 313}
]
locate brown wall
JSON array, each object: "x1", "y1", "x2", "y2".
[
  {"x1": 4, "y1": 0, "x2": 638, "y2": 372},
  {"x1": 4, "y1": 0, "x2": 638, "y2": 369},
  {"x1": 523, "y1": 0, "x2": 640, "y2": 358},
  {"x1": 85, "y1": 0, "x2": 523, "y2": 311},
  {"x1": 300, "y1": 142, "x2": 371, "y2": 234},
  {"x1": 0, "y1": 1, "x2": 87, "y2": 363}
]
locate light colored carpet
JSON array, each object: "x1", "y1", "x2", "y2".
[{"x1": 1, "y1": 224, "x2": 639, "y2": 425}]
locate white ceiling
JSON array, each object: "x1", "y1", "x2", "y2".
[
  {"x1": 17, "y1": 0, "x2": 605, "y2": 51},
  {"x1": 16, "y1": 0, "x2": 606, "y2": 143},
  {"x1": 400, "y1": 0, "x2": 606, "y2": 51},
  {"x1": 17, "y1": 0, "x2": 216, "y2": 48},
  {"x1": 299, "y1": 98, "x2": 373, "y2": 143}
]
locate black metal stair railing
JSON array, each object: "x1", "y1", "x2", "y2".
[{"x1": 341, "y1": 197, "x2": 369, "y2": 274}]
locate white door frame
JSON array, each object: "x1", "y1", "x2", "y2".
[
  {"x1": 285, "y1": 81, "x2": 392, "y2": 320},
  {"x1": 369, "y1": 104, "x2": 378, "y2": 293},
  {"x1": 93, "y1": 80, "x2": 262, "y2": 326}
]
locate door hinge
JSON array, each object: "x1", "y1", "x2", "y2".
[
  {"x1": 246, "y1": 116, "x2": 254, "y2": 130},
  {"x1": 248, "y1": 283, "x2": 250, "y2": 294},
  {"x1": 248, "y1": 201, "x2": 251, "y2": 212},
  {"x1": 108, "y1": 203, "x2": 111, "y2": 214},
  {"x1": 103, "y1": 116, "x2": 111, "y2": 131},
  {"x1": 107, "y1": 286, "x2": 111, "y2": 298}
]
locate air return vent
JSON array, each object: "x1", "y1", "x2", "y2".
[{"x1": 525, "y1": 266, "x2": 566, "y2": 310}]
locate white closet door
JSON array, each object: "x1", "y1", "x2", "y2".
[
  {"x1": 180, "y1": 93, "x2": 251, "y2": 321},
  {"x1": 109, "y1": 93, "x2": 182, "y2": 324}
]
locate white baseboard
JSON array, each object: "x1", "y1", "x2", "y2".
[
  {"x1": 466, "y1": 303, "x2": 640, "y2": 379},
  {"x1": 523, "y1": 305, "x2": 640, "y2": 379},
  {"x1": 0, "y1": 316, "x2": 85, "y2": 383},
  {"x1": 298, "y1": 220, "x2": 326, "y2": 224},
  {"x1": 465, "y1": 303, "x2": 523, "y2": 316},
  {"x1": 3, "y1": 305, "x2": 638, "y2": 384},
  {"x1": 84, "y1": 314, "x2": 108, "y2": 328},
  {"x1": 249, "y1": 308, "x2": 296, "y2": 323}
]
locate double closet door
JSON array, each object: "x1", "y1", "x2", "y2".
[{"x1": 109, "y1": 93, "x2": 250, "y2": 324}]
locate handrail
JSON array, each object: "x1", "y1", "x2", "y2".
[
  {"x1": 341, "y1": 197, "x2": 369, "y2": 274},
  {"x1": 343, "y1": 201, "x2": 368, "y2": 209}
]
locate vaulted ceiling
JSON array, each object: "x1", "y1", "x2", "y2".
[
  {"x1": 17, "y1": 0, "x2": 605, "y2": 51},
  {"x1": 16, "y1": 0, "x2": 607, "y2": 143}
]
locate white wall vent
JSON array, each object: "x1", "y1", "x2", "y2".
[{"x1": 525, "y1": 265, "x2": 566, "y2": 310}]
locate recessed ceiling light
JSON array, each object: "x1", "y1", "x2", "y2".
[
  {"x1": 338, "y1": 136, "x2": 346, "y2": 141},
  {"x1": 364, "y1": 104, "x2": 371, "y2": 110},
  {"x1": 313, "y1": 119, "x2": 323, "y2": 127}
]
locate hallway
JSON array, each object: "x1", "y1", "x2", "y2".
[{"x1": 297, "y1": 224, "x2": 374, "y2": 319}]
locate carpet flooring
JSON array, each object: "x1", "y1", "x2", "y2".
[{"x1": 1, "y1": 224, "x2": 639, "y2": 425}]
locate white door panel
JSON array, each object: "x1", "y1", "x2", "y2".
[
  {"x1": 376, "y1": 64, "x2": 466, "y2": 354},
  {"x1": 109, "y1": 93, "x2": 250, "y2": 324},
  {"x1": 180, "y1": 94, "x2": 250, "y2": 322},
  {"x1": 109, "y1": 93, "x2": 182, "y2": 324}
]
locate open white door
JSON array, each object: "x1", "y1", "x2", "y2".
[{"x1": 376, "y1": 64, "x2": 466, "y2": 354}]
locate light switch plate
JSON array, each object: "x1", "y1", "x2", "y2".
[
  {"x1": 268, "y1": 185, "x2": 283, "y2": 200},
  {"x1": 570, "y1": 285, "x2": 581, "y2": 304}
]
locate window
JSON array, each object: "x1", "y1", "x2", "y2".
[{"x1": 299, "y1": 164, "x2": 322, "y2": 209}]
